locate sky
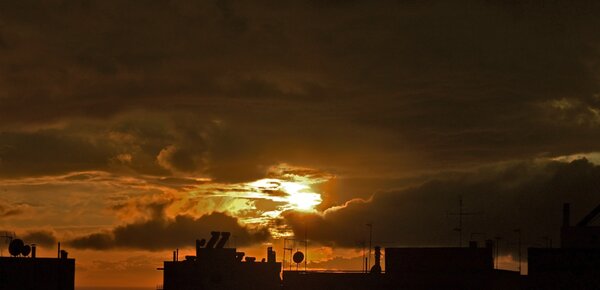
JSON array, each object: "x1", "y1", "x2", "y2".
[{"x1": 1, "y1": 0, "x2": 600, "y2": 287}]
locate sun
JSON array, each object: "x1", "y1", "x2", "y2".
[
  {"x1": 244, "y1": 178, "x2": 324, "y2": 213},
  {"x1": 280, "y1": 181, "x2": 322, "y2": 212}
]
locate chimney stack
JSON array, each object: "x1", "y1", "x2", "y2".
[
  {"x1": 31, "y1": 244, "x2": 36, "y2": 258},
  {"x1": 370, "y1": 246, "x2": 382, "y2": 274},
  {"x1": 216, "y1": 232, "x2": 230, "y2": 248},
  {"x1": 206, "y1": 231, "x2": 220, "y2": 248},
  {"x1": 267, "y1": 247, "x2": 276, "y2": 263}
]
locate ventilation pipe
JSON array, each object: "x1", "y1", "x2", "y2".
[
  {"x1": 267, "y1": 247, "x2": 276, "y2": 263},
  {"x1": 206, "y1": 231, "x2": 221, "y2": 248},
  {"x1": 370, "y1": 246, "x2": 382, "y2": 274},
  {"x1": 216, "y1": 232, "x2": 230, "y2": 248}
]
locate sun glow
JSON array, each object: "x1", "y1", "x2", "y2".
[
  {"x1": 280, "y1": 181, "x2": 322, "y2": 212},
  {"x1": 247, "y1": 178, "x2": 323, "y2": 212},
  {"x1": 188, "y1": 164, "x2": 332, "y2": 237}
]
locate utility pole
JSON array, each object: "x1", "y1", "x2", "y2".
[
  {"x1": 366, "y1": 223, "x2": 373, "y2": 271},
  {"x1": 304, "y1": 222, "x2": 308, "y2": 272},
  {"x1": 494, "y1": 236, "x2": 502, "y2": 269},
  {"x1": 447, "y1": 196, "x2": 482, "y2": 247},
  {"x1": 514, "y1": 229, "x2": 521, "y2": 274},
  {"x1": 358, "y1": 240, "x2": 366, "y2": 272}
]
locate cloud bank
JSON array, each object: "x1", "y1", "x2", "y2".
[
  {"x1": 286, "y1": 158, "x2": 600, "y2": 256},
  {"x1": 68, "y1": 211, "x2": 270, "y2": 251}
]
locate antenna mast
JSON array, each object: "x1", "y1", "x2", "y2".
[{"x1": 447, "y1": 196, "x2": 481, "y2": 247}]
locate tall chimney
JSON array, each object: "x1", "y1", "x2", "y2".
[
  {"x1": 563, "y1": 203, "x2": 571, "y2": 228},
  {"x1": 267, "y1": 247, "x2": 276, "y2": 263},
  {"x1": 369, "y1": 246, "x2": 382, "y2": 274},
  {"x1": 57, "y1": 242, "x2": 61, "y2": 258},
  {"x1": 216, "y1": 232, "x2": 231, "y2": 248},
  {"x1": 206, "y1": 231, "x2": 221, "y2": 248},
  {"x1": 31, "y1": 244, "x2": 36, "y2": 258},
  {"x1": 374, "y1": 246, "x2": 381, "y2": 267}
]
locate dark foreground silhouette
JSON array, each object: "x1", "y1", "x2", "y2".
[
  {"x1": 159, "y1": 202, "x2": 600, "y2": 290},
  {"x1": 0, "y1": 238, "x2": 74, "y2": 290}
]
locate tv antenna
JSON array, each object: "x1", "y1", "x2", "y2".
[
  {"x1": 0, "y1": 231, "x2": 15, "y2": 257},
  {"x1": 283, "y1": 237, "x2": 307, "y2": 271},
  {"x1": 447, "y1": 196, "x2": 482, "y2": 247}
]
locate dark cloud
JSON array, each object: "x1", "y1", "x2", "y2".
[
  {"x1": 0, "y1": 199, "x2": 32, "y2": 217},
  {"x1": 68, "y1": 212, "x2": 270, "y2": 251},
  {"x1": 285, "y1": 159, "x2": 600, "y2": 256},
  {"x1": 0, "y1": 130, "x2": 113, "y2": 177},
  {"x1": 0, "y1": 1, "x2": 599, "y2": 183},
  {"x1": 21, "y1": 230, "x2": 57, "y2": 248}
]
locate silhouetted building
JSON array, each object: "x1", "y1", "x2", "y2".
[
  {"x1": 282, "y1": 246, "x2": 384, "y2": 290},
  {"x1": 283, "y1": 271, "x2": 385, "y2": 290},
  {"x1": 0, "y1": 240, "x2": 75, "y2": 290},
  {"x1": 528, "y1": 203, "x2": 600, "y2": 290},
  {"x1": 160, "y1": 231, "x2": 281, "y2": 290},
  {"x1": 283, "y1": 243, "x2": 521, "y2": 290},
  {"x1": 386, "y1": 245, "x2": 521, "y2": 290}
]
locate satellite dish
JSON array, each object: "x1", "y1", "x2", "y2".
[
  {"x1": 293, "y1": 251, "x2": 304, "y2": 264},
  {"x1": 9, "y1": 239, "x2": 24, "y2": 256},
  {"x1": 21, "y1": 244, "x2": 31, "y2": 256}
]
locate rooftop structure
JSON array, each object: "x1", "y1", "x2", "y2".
[
  {"x1": 0, "y1": 239, "x2": 75, "y2": 290},
  {"x1": 160, "y1": 231, "x2": 281, "y2": 290},
  {"x1": 528, "y1": 203, "x2": 600, "y2": 289}
]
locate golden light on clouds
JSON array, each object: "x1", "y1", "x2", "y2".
[
  {"x1": 184, "y1": 164, "x2": 333, "y2": 237},
  {"x1": 247, "y1": 178, "x2": 323, "y2": 212}
]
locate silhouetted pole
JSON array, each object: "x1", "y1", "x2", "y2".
[
  {"x1": 494, "y1": 236, "x2": 502, "y2": 269},
  {"x1": 458, "y1": 197, "x2": 463, "y2": 247},
  {"x1": 362, "y1": 241, "x2": 365, "y2": 272},
  {"x1": 366, "y1": 223, "x2": 373, "y2": 270},
  {"x1": 304, "y1": 222, "x2": 307, "y2": 272},
  {"x1": 514, "y1": 229, "x2": 521, "y2": 274},
  {"x1": 447, "y1": 196, "x2": 481, "y2": 247}
]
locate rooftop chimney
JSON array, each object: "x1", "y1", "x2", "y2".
[
  {"x1": 267, "y1": 247, "x2": 276, "y2": 263},
  {"x1": 216, "y1": 232, "x2": 230, "y2": 248},
  {"x1": 206, "y1": 231, "x2": 221, "y2": 248},
  {"x1": 370, "y1": 246, "x2": 382, "y2": 274}
]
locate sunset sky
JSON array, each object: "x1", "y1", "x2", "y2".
[{"x1": 2, "y1": 1, "x2": 600, "y2": 288}]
